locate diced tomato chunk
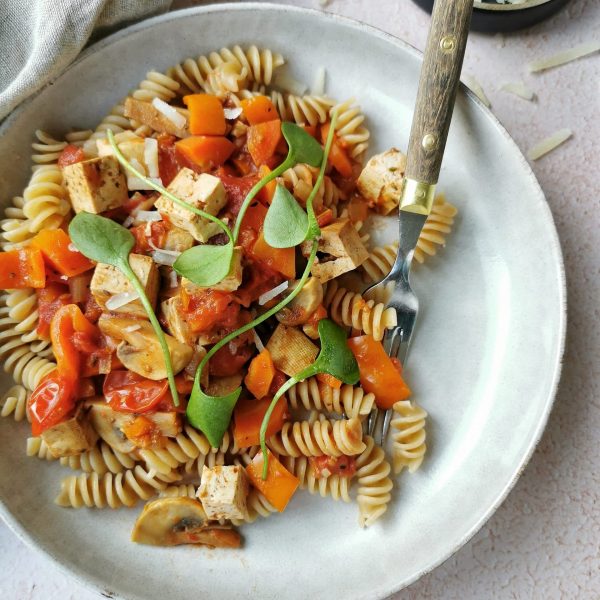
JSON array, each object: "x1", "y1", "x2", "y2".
[{"x1": 57, "y1": 144, "x2": 85, "y2": 168}]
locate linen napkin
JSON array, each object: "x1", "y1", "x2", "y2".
[{"x1": 0, "y1": 0, "x2": 172, "y2": 121}]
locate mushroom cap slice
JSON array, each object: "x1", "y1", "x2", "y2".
[{"x1": 131, "y1": 497, "x2": 241, "y2": 548}]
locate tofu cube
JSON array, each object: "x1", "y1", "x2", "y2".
[
  {"x1": 62, "y1": 156, "x2": 128, "y2": 214},
  {"x1": 161, "y1": 296, "x2": 196, "y2": 345},
  {"x1": 266, "y1": 324, "x2": 318, "y2": 376},
  {"x1": 357, "y1": 148, "x2": 406, "y2": 215},
  {"x1": 96, "y1": 132, "x2": 145, "y2": 166},
  {"x1": 41, "y1": 405, "x2": 98, "y2": 458},
  {"x1": 311, "y1": 219, "x2": 369, "y2": 283},
  {"x1": 181, "y1": 247, "x2": 243, "y2": 294},
  {"x1": 91, "y1": 253, "x2": 159, "y2": 317},
  {"x1": 163, "y1": 226, "x2": 195, "y2": 252},
  {"x1": 197, "y1": 465, "x2": 249, "y2": 521},
  {"x1": 124, "y1": 97, "x2": 188, "y2": 139},
  {"x1": 155, "y1": 169, "x2": 227, "y2": 242}
]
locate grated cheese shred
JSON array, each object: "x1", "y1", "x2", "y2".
[
  {"x1": 529, "y1": 41, "x2": 600, "y2": 73},
  {"x1": 527, "y1": 129, "x2": 572, "y2": 161}
]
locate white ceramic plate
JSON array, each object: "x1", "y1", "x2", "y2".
[{"x1": 0, "y1": 4, "x2": 565, "y2": 599}]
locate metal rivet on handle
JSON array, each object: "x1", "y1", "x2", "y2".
[
  {"x1": 422, "y1": 133, "x2": 437, "y2": 151},
  {"x1": 440, "y1": 35, "x2": 456, "y2": 53}
]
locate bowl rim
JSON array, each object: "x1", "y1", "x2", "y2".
[
  {"x1": 0, "y1": 3, "x2": 567, "y2": 598},
  {"x1": 473, "y1": 0, "x2": 556, "y2": 12}
]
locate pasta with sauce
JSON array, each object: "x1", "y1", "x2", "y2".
[{"x1": 0, "y1": 45, "x2": 457, "y2": 548}]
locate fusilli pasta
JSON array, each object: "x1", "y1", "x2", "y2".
[
  {"x1": 268, "y1": 417, "x2": 366, "y2": 458},
  {"x1": 55, "y1": 466, "x2": 180, "y2": 509},
  {"x1": 0, "y1": 384, "x2": 28, "y2": 421},
  {"x1": 26, "y1": 436, "x2": 55, "y2": 460},
  {"x1": 323, "y1": 280, "x2": 397, "y2": 341},
  {"x1": 1, "y1": 196, "x2": 30, "y2": 251},
  {"x1": 390, "y1": 400, "x2": 427, "y2": 474},
  {"x1": 159, "y1": 483, "x2": 197, "y2": 499},
  {"x1": 355, "y1": 436, "x2": 393, "y2": 527},
  {"x1": 61, "y1": 442, "x2": 138, "y2": 475},
  {"x1": 288, "y1": 377, "x2": 375, "y2": 419},
  {"x1": 330, "y1": 99, "x2": 370, "y2": 159}
]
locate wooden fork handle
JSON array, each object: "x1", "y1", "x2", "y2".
[{"x1": 403, "y1": 0, "x2": 473, "y2": 203}]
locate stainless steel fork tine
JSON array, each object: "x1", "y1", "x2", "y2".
[
  {"x1": 381, "y1": 409, "x2": 393, "y2": 443},
  {"x1": 367, "y1": 408, "x2": 379, "y2": 437}
]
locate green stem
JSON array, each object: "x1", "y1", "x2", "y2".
[
  {"x1": 232, "y1": 156, "x2": 294, "y2": 243},
  {"x1": 107, "y1": 130, "x2": 233, "y2": 243},
  {"x1": 259, "y1": 376, "x2": 298, "y2": 479},
  {"x1": 194, "y1": 240, "x2": 319, "y2": 386},
  {"x1": 121, "y1": 261, "x2": 179, "y2": 407}
]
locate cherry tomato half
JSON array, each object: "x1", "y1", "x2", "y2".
[
  {"x1": 27, "y1": 370, "x2": 77, "y2": 436},
  {"x1": 103, "y1": 371, "x2": 168, "y2": 413}
]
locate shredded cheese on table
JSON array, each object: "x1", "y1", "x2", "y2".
[
  {"x1": 500, "y1": 82, "x2": 535, "y2": 101},
  {"x1": 527, "y1": 129, "x2": 572, "y2": 161},
  {"x1": 529, "y1": 41, "x2": 600, "y2": 73},
  {"x1": 463, "y1": 75, "x2": 491, "y2": 108}
]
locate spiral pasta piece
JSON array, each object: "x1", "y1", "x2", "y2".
[
  {"x1": 280, "y1": 456, "x2": 352, "y2": 502},
  {"x1": 31, "y1": 130, "x2": 68, "y2": 165},
  {"x1": 26, "y1": 437, "x2": 55, "y2": 460},
  {"x1": 355, "y1": 436, "x2": 393, "y2": 527},
  {"x1": 60, "y1": 442, "x2": 138, "y2": 475},
  {"x1": 230, "y1": 489, "x2": 277, "y2": 525},
  {"x1": 183, "y1": 450, "x2": 227, "y2": 480},
  {"x1": 4, "y1": 289, "x2": 40, "y2": 344},
  {"x1": 0, "y1": 384, "x2": 28, "y2": 421},
  {"x1": 1, "y1": 196, "x2": 31, "y2": 251},
  {"x1": 390, "y1": 400, "x2": 427, "y2": 474},
  {"x1": 288, "y1": 377, "x2": 374, "y2": 419},
  {"x1": 55, "y1": 466, "x2": 180, "y2": 509},
  {"x1": 138, "y1": 424, "x2": 212, "y2": 474},
  {"x1": 323, "y1": 281, "x2": 397, "y2": 341},
  {"x1": 22, "y1": 165, "x2": 71, "y2": 234},
  {"x1": 159, "y1": 484, "x2": 198, "y2": 499},
  {"x1": 268, "y1": 417, "x2": 365, "y2": 458},
  {"x1": 81, "y1": 101, "x2": 135, "y2": 157},
  {"x1": 330, "y1": 99, "x2": 370, "y2": 159},
  {"x1": 279, "y1": 163, "x2": 345, "y2": 215}
]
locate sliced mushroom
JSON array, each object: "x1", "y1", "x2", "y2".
[
  {"x1": 86, "y1": 399, "x2": 136, "y2": 453},
  {"x1": 276, "y1": 277, "x2": 324, "y2": 326},
  {"x1": 131, "y1": 497, "x2": 241, "y2": 548},
  {"x1": 98, "y1": 315, "x2": 193, "y2": 380}
]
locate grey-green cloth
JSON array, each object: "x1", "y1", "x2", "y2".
[{"x1": 0, "y1": 0, "x2": 172, "y2": 121}]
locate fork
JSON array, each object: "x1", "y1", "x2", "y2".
[{"x1": 364, "y1": 0, "x2": 473, "y2": 444}]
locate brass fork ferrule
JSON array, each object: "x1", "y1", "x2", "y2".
[{"x1": 400, "y1": 178, "x2": 436, "y2": 215}]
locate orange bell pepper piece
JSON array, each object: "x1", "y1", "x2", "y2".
[
  {"x1": 300, "y1": 124, "x2": 318, "y2": 138},
  {"x1": 247, "y1": 119, "x2": 282, "y2": 167},
  {"x1": 183, "y1": 94, "x2": 226, "y2": 136},
  {"x1": 257, "y1": 165, "x2": 276, "y2": 204},
  {"x1": 30, "y1": 229, "x2": 94, "y2": 277},
  {"x1": 175, "y1": 136, "x2": 235, "y2": 170},
  {"x1": 252, "y1": 231, "x2": 295, "y2": 279},
  {"x1": 303, "y1": 304, "x2": 328, "y2": 339},
  {"x1": 347, "y1": 335, "x2": 412, "y2": 409},
  {"x1": 241, "y1": 95, "x2": 278, "y2": 125},
  {"x1": 0, "y1": 248, "x2": 45, "y2": 289},
  {"x1": 233, "y1": 395, "x2": 287, "y2": 448},
  {"x1": 244, "y1": 349, "x2": 276, "y2": 399},
  {"x1": 246, "y1": 449, "x2": 299, "y2": 512},
  {"x1": 321, "y1": 122, "x2": 353, "y2": 178},
  {"x1": 316, "y1": 373, "x2": 342, "y2": 389},
  {"x1": 50, "y1": 304, "x2": 100, "y2": 382}
]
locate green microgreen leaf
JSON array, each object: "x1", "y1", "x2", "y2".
[
  {"x1": 263, "y1": 184, "x2": 309, "y2": 248},
  {"x1": 173, "y1": 242, "x2": 234, "y2": 287},
  {"x1": 232, "y1": 123, "x2": 323, "y2": 243},
  {"x1": 68, "y1": 212, "x2": 180, "y2": 407},
  {"x1": 281, "y1": 122, "x2": 324, "y2": 167},
  {"x1": 187, "y1": 369, "x2": 241, "y2": 448},
  {"x1": 258, "y1": 318, "x2": 359, "y2": 479},
  {"x1": 107, "y1": 130, "x2": 232, "y2": 242}
]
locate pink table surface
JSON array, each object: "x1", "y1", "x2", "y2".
[{"x1": 1, "y1": 0, "x2": 598, "y2": 598}]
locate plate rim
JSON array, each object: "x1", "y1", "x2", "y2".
[{"x1": 0, "y1": 3, "x2": 567, "y2": 598}]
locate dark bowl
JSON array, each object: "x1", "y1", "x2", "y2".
[{"x1": 412, "y1": 0, "x2": 570, "y2": 32}]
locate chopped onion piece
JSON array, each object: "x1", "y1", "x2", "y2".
[
  {"x1": 500, "y1": 82, "x2": 535, "y2": 101},
  {"x1": 67, "y1": 243, "x2": 78, "y2": 252},
  {"x1": 144, "y1": 138, "x2": 160, "y2": 178},
  {"x1": 105, "y1": 290, "x2": 139, "y2": 311},
  {"x1": 127, "y1": 176, "x2": 163, "y2": 191},
  {"x1": 529, "y1": 41, "x2": 600, "y2": 73},
  {"x1": 274, "y1": 72, "x2": 308, "y2": 96},
  {"x1": 135, "y1": 210, "x2": 162, "y2": 223},
  {"x1": 123, "y1": 324, "x2": 142, "y2": 333},
  {"x1": 463, "y1": 75, "x2": 491, "y2": 108},
  {"x1": 122, "y1": 215, "x2": 135, "y2": 229},
  {"x1": 223, "y1": 107, "x2": 243, "y2": 120},
  {"x1": 152, "y1": 97, "x2": 187, "y2": 129},
  {"x1": 258, "y1": 281, "x2": 289, "y2": 306},
  {"x1": 252, "y1": 329, "x2": 265, "y2": 352},
  {"x1": 527, "y1": 129, "x2": 572, "y2": 161},
  {"x1": 312, "y1": 67, "x2": 326, "y2": 95}
]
